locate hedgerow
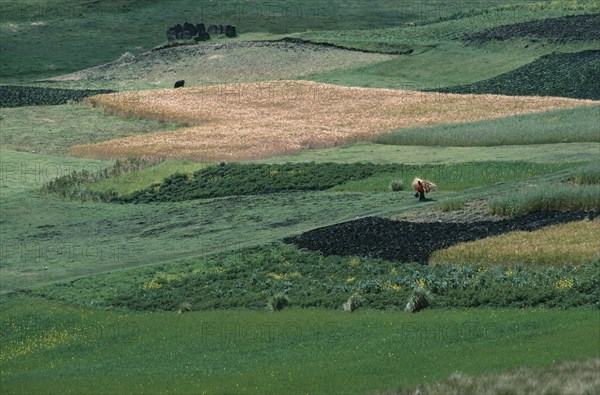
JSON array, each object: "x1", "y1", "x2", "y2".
[{"x1": 0, "y1": 85, "x2": 114, "y2": 108}]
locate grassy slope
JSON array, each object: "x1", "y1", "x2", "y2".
[
  {"x1": 256, "y1": 142, "x2": 600, "y2": 165},
  {"x1": 434, "y1": 50, "x2": 600, "y2": 100},
  {"x1": 294, "y1": 2, "x2": 600, "y2": 52},
  {"x1": 0, "y1": 0, "x2": 524, "y2": 82},
  {"x1": 28, "y1": 241, "x2": 599, "y2": 311},
  {"x1": 2, "y1": 2, "x2": 599, "y2": 393},
  {"x1": 1, "y1": 150, "x2": 420, "y2": 293},
  {"x1": 0, "y1": 103, "x2": 177, "y2": 155},
  {"x1": 0, "y1": 296, "x2": 598, "y2": 394},
  {"x1": 373, "y1": 106, "x2": 600, "y2": 147},
  {"x1": 296, "y1": 2, "x2": 600, "y2": 89},
  {"x1": 301, "y1": 41, "x2": 599, "y2": 89},
  {"x1": 0, "y1": 150, "x2": 110, "y2": 198}
]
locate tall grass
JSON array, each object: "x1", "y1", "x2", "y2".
[
  {"x1": 436, "y1": 197, "x2": 467, "y2": 212},
  {"x1": 430, "y1": 219, "x2": 600, "y2": 267},
  {"x1": 373, "y1": 106, "x2": 600, "y2": 147},
  {"x1": 331, "y1": 161, "x2": 578, "y2": 192},
  {"x1": 87, "y1": 160, "x2": 211, "y2": 196},
  {"x1": 573, "y1": 161, "x2": 600, "y2": 185},
  {"x1": 388, "y1": 359, "x2": 600, "y2": 395},
  {"x1": 487, "y1": 185, "x2": 600, "y2": 215}
]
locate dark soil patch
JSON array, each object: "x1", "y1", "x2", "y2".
[
  {"x1": 464, "y1": 13, "x2": 600, "y2": 42},
  {"x1": 431, "y1": 50, "x2": 600, "y2": 100},
  {"x1": 284, "y1": 211, "x2": 598, "y2": 264},
  {"x1": 0, "y1": 85, "x2": 114, "y2": 108}
]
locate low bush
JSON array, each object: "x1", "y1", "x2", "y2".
[
  {"x1": 405, "y1": 286, "x2": 434, "y2": 313},
  {"x1": 436, "y1": 198, "x2": 466, "y2": 212},
  {"x1": 573, "y1": 162, "x2": 600, "y2": 185},
  {"x1": 267, "y1": 293, "x2": 290, "y2": 311},
  {"x1": 389, "y1": 180, "x2": 404, "y2": 191}
]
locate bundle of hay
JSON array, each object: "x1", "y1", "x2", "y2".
[{"x1": 412, "y1": 177, "x2": 437, "y2": 193}]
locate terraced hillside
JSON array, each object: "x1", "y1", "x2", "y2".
[{"x1": 1, "y1": 1, "x2": 599, "y2": 394}]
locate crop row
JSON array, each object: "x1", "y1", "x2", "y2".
[
  {"x1": 30, "y1": 244, "x2": 599, "y2": 312},
  {"x1": 0, "y1": 85, "x2": 114, "y2": 108}
]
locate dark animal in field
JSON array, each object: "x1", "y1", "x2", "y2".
[{"x1": 174, "y1": 80, "x2": 185, "y2": 88}]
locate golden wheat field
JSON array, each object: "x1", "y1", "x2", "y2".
[
  {"x1": 430, "y1": 219, "x2": 600, "y2": 267},
  {"x1": 72, "y1": 80, "x2": 598, "y2": 161}
]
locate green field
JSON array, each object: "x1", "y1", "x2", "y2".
[
  {"x1": 2, "y1": 0, "x2": 600, "y2": 393},
  {"x1": 373, "y1": 106, "x2": 600, "y2": 147},
  {"x1": 1, "y1": 296, "x2": 598, "y2": 394}
]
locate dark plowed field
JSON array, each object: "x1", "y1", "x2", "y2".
[
  {"x1": 285, "y1": 211, "x2": 598, "y2": 264},
  {"x1": 464, "y1": 13, "x2": 600, "y2": 42},
  {"x1": 0, "y1": 85, "x2": 114, "y2": 107},
  {"x1": 432, "y1": 50, "x2": 600, "y2": 100}
]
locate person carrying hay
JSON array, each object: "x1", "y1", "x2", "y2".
[
  {"x1": 412, "y1": 178, "x2": 436, "y2": 201},
  {"x1": 415, "y1": 180, "x2": 426, "y2": 201}
]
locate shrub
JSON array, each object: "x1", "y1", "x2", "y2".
[
  {"x1": 343, "y1": 292, "x2": 364, "y2": 312},
  {"x1": 177, "y1": 301, "x2": 192, "y2": 314},
  {"x1": 267, "y1": 293, "x2": 290, "y2": 311},
  {"x1": 389, "y1": 180, "x2": 404, "y2": 191},
  {"x1": 405, "y1": 286, "x2": 433, "y2": 313},
  {"x1": 436, "y1": 198, "x2": 466, "y2": 212},
  {"x1": 573, "y1": 162, "x2": 600, "y2": 185}
]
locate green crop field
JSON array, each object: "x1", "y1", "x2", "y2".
[
  {"x1": 2, "y1": 0, "x2": 600, "y2": 393},
  {"x1": 1, "y1": 296, "x2": 598, "y2": 394}
]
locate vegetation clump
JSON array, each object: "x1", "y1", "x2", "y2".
[
  {"x1": 343, "y1": 292, "x2": 364, "y2": 312},
  {"x1": 267, "y1": 293, "x2": 290, "y2": 312}
]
